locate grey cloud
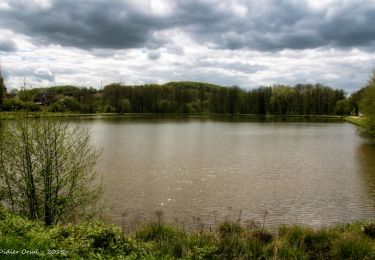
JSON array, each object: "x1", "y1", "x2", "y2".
[
  {"x1": 197, "y1": 59, "x2": 268, "y2": 74},
  {"x1": 34, "y1": 67, "x2": 55, "y2": 82},
  {"x1": 5, "y1": 66, "x2": 55, "y2": 85},
  {"x1": 0, "y1": 38, "x2": 17, "y2": 52},
  {"x1": 147, "y1": 50, "x2": 161, "y2": 60},
  {"x1": 319, "y1": 4, "x2": 375, "y2": 48},
  {"x1": 0, "y1": 0, "x2": 165, "y2": 50},
  {"x1": 185, "y1": 0, "x2": 375, "y2": 51},
  {"x1": 1, "y1": 0, "x2": 375, "y2": 52}
]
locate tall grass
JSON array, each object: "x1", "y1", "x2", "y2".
[{"x1": 1, "y1": 207, "x2": 375, "y2": 259}]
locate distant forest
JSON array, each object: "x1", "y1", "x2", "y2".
[{"x1": 0, "y1": 81, "x2": 359, "y2": 115}]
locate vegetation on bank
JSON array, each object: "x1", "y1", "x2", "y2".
[
  {"x1": 343, "y1": 72, "x2": 375, "y2": 138},
  {"x1": 0, "y1": 115, "x2": 102, "y2": 226},
  {"x1": 344, "y1": 116, "x2": 367, "y2": 127},
  {"x1": 359, "y1": 73, "x2": 375, "y2": 137},
  {"x1": 0, "y1": 77, "x2": 351, "y2": 116},
  {"x1": 0, "y1": 208, "x2": 375, "y2": 259}
]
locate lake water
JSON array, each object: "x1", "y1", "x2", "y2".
[{"x1": 75, "y1": 116, "x2": 375, "y2": 229}]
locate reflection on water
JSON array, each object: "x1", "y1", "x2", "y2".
[
  {"x1": 356, "y1": 143, "x2": 375, "y2": 203},
  {"x1": 73, "y1": 116, "x2": 375, "y2": 228}
]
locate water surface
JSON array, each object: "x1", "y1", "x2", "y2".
[{"x1": 75, "y1": 116, "x2": 375, "y2": 229}]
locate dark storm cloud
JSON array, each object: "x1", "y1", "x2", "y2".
[
  {"x1": 0, "y1": 0, "x2": 166, "y2": 49},
  {"x1": 182, "y1": 0, "x2": 375, "y2": 51},
  {"x1": 0, "y1": 0, "x2": 375, "y2": 51},
  {"x1": 0, "y1": 38, "x2": 17, "y2": 52}
]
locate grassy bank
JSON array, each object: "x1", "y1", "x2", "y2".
[
  {"x1": 344, "y1": 116, "x2": 368, "y2": 127},
  {"x1": 1, "y1": 208, "x2": 375, "y2": 259}
]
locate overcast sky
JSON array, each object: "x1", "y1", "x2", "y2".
[{"x1": 1, "y1": 0, "x2": 375, "y2": 93}]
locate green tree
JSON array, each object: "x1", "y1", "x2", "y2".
[
  {"x1": 0, "y1": 115, "x2": 102, "y2": 226},
  {"x1": 270, "y1": 86, "x2": 296, "y2": 115},
  {"x1": 0, "y1": 67, "x2": 4, "y2": 109},
  {"x1": 360, "y1": 72, "x2": 375, "y2": 137},
  {"x1": 335, "y1": 99, "x2": 351, "y2": 115},
  {"x1": 119, "y1": 99, "x2": 131, "y2": 113}
]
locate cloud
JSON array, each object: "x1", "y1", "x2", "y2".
[
  {"x1": 0, "y1": 0, "x2": 167, "y2": 50},
  {"x1": 178, "y1": 0, "x2": 375, "y2": 51},
  {"x1": 147, "y1": 50, "x2": 161, "y2": 60},
  {"x1": 34, "y1": 67, "x2": 54, "y2": 82},
  {"x1": 1, "y1": 0, "x2": 375, "y2": 51},
  {"x1": 1, "y1": 0, "x2": 375, "y2": 93},
  {"x1": 0, "y1": 39, "x2": 17, "y2": 52}
]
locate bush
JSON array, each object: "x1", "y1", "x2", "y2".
[
  {"x1": 218, "y1": 221, "x2": 244, "y2": 238},
  {"x1": 360, "y1": 72, "x2": 375, "y2": 137},
  {"x1": 303, "y1": 230, "x2": 335, "y2": 258},
  {"x1": 278, "y1": 225, "x2": 306, "y2": 247},
  {"x1": 1, "y1": 207, "x2": 375, "y2": 259},
  {"x1": 1, "y1": 99, "x2": 25, "y2": 111},
  {"x1": 0, "y1": 208, "x2": 135, "y2": 259},
  {"x1": 332, "y1": 234, "x2": 374, "y2": 259},
  {"x1": 0, "y1": 115, "x2": 102, "y2": 226},
  {"x1": 104, "y1": 104, "x2": 114, "y2": 113},
  {"x1": 61, "y1": 98, "x2": 81, "y2": 112},
  {"x1": 363, "y1": 223, "x2": 375, "y2": 239},
  {"x1": 49, "y1": 102, "x2": 65, "y2": 112},
  {"x1": 217, "y1": 222, "x2": 245, "y2": 258},
  {"x1": 136, "y1": 223, "x2": 178, "y2": 242},
  {"x1": 251, "y1": 229, "x2": 273, "y2": 244}
]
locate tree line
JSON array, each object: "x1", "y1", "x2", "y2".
[
  {"x1": 0, "y1": 81, "x2": 351, "y2": 115},
  {"x1": 353, "y1": 72, "x2": 375, "y2": 137}
]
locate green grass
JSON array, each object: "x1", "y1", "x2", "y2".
[
  {"x1": 344, "y1": 116, "x2": 368, "y2": 127},
  {"x1": 1, "y1": 208, "x2": 375, "y2": 259}
]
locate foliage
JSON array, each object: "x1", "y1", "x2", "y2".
[
  {"x1": 359, "y1": 72, "x2": 375, "y2": 137},
  {"x1": 0, "y1": 208, "x2": 375, "y2": 259},
  {"x1": 100, "y1": 82, "x2": 345, "y2": 115},
  {"x1": 1, "y1": 99, "x2": 40, "y2": 112},
  {"x1": 0, "y1": 71, "x2": 4, "y2": 109},
  {"x1": 363, "y1": 223, "x2": 375, "y2": 239},
  {"x1": 0, "y1": 207, "x2": 134, "y2": 259},
  {"x1": 1, "y1": 81, "x2": 348, "y2": 115},
  {"x1": 335, "y1": 99, "x2": 351, "y2": 115},
  {"x1": 344, "y1": 116, "x2": 368, "y2": 127},
  {"x1": 348, "y1": 88, "x2": 366, "y2": 115},
  {"x1": 119, "y1": 99, "x2": 131, "y2": 113},
  {"x1": 0, "y1": 114, "x2": 102, "y2": 226}
]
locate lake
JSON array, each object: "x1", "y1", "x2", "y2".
[{"x1": 75, "y1": 116, "x2": 375, "y2": 230}]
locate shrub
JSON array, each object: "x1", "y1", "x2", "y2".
[
  {"x1": 104, "y1": 104, "x2": 114, "y2": 113},
  {"x1": 251, "y1": 229, "x2": 274, "y2": 244},
  {"x1": 363, "y1": 223, "x2": 375, "y2": 239},
  {"x1": 218, "y1": 221, "x2": 244, "y2": 238},
  {"x1": 217, "y1": 222, "x2": 245, "y2": 258},
  {"x1": 332, "y1": 234, "x2": 375, "y2": 259},
  {"x1": 136, "y1": 223, "x2": 178, "y2": 242},
  {"x1": 303, "y1": 229, "x2": 335, "y2": 259},
  {"x1": 0, "y1": 115, "x2": 102, "y2": 226},
  {"x1": 1, "y1": 99, "x2": 24, "y2": 111},
  {"x1": 49, "y1": 102, "x2": 65, "y2": 112},
  {"x1": 278, "y1": 225, "x2": 306, "y2": 247}
]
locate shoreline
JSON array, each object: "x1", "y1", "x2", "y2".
[
  {"x1": 344, "y1": 116, "x2": 368, "y2": 127},
  {"x1": 0, "y1": 208, "x2": 374, "y2": 259},
  {"x1": 0, "y1": 111, "x2": 344, "y2": 120}
]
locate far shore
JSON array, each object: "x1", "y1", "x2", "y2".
[{"x1": 0, "y1": 111, "x2": 345, "y2": 120}]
